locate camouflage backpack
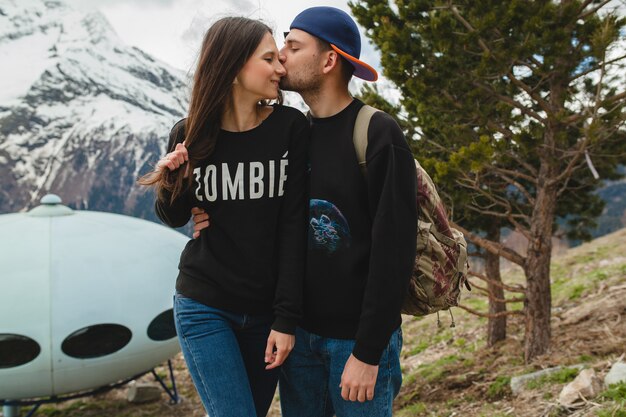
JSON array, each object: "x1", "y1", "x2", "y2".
[{"x1": 353, "y1": 105, "x2": 471, "y2": 325}]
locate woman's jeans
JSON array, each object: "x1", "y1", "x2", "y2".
[{"x1": 173, "y1": 292, "x2": 278, "y2": 417}]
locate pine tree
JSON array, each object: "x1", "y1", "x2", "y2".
[{"x1": 351, "y1": 0, "x2": 626, "y2": 361}]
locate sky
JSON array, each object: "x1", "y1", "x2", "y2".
[{"x1": 62, "y1": 0, "x2": 383, "y2": 74}]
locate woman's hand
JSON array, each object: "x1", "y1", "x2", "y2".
[
  {"x1": 264, "y1": 330, "x2": 295, "y2": 370},
  {"x1": 156, "y1": 143, "x2": 189, "y2": 176}
]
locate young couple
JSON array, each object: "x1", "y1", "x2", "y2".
[{"x1": 140, "y1": 6, "x2": 417, "y2": 417}]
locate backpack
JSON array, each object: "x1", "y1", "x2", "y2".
[{"x1": 353, "y1": 105, "x2": 471, "y2": 325}]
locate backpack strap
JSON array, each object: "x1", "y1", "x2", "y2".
[{"x1": 353, "y1": 104, "x2": 379, "y2": 176}]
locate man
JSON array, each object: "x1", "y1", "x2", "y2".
[{"x1": 192, "y1": 6, "x2": 417, "y2": 417}]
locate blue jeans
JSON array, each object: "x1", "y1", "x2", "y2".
[
  {"x1": 173, "y1": 292, "x2": 278, "y2": 417},
  {"x1": 279, "y1": 327, "x2": 403, "y2": 417}
]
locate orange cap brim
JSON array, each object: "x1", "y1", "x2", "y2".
[{"x1": 330, "y1": 44, "x2": 378, "y2": 82}]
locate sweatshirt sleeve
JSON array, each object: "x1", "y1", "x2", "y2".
[
  {"x1": 271, "y1": 112, "x2": 310, "y2": 335},
  {"x1": 352, "y1": 112, "x2": 418, "y2": 365},
  {"x1": 154, "y1": 120, "x2": 193, "y2": 228}
]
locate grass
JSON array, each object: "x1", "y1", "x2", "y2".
[
  {"x1": 403, "y1": 372, "x2": 417, "y2": 386},
  {"x1": 464, "y1": 297, "x2": 488, "y2": 311},
  {"x1": 487, "y1": 375, "x2": 511, "y2": 399},
  {"x1": 597, "y1": 408, "x2": 626, "y2": 417},
  {"x1": 568, "y1": 284, "x2": 586, "y2": 300},
  {"x1": 525, "y1": 367, "x2": 580, "y2": 390},
  {"x1": 476, "y1": 403, "x2": 511, "y2": 417},
  {"x1": 398, "y1": 402, "x2": 428, "y2": 416},
  {"x1": 38, "y1": 399, "x2": 118, "y2": 416},
  {"x1": 601, "y1": 382, "x2": 626, "y2": 402},
  {"x1": 406, "y1": 340, "x2": 431, "y2": 357},
  {"x1": 587, "y1": 269, "x2": 609, "y2": 282},
  {"x1": 454, "y1": 337, "x2": 467, "y2": 348},
  {"x1": 417, "y1": 355, "x2": 459, "y2": 382}
]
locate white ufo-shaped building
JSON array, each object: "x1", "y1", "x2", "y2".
[{"x1": 0, "y1": 195, "x2": 188, "y2": 400}]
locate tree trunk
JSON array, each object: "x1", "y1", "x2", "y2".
[
  {"x1": 486, "y1": 224, "x2": 506, "y2": 346},
  {"x1": 523, "y1": 156, "x2": 558, "y2": 362}
]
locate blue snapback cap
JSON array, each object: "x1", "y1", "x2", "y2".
[{"x1": 289, "y1": 6, "x2": 378, "y2": 82}]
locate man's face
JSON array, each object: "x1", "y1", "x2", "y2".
[{"x1": 279, "y1": 29, "x2": 324, "y2": 93}]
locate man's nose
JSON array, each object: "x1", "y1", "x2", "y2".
[{"x1": 278, "y1": 51, "x2": 286, "y2": 64}]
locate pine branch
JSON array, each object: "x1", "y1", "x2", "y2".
[
  {"x1": 506, "y1": 69, "x2": 553, "y2": 115},
  {"x1": 548, "y1": 137, "x2": 591, "y2": 186},
  {"x1": 469, "y1": 271, "x2": 526, "y2": 293},
  {"x1": 465, "y1": 206, "x2": 525, "y2": 220},
  {"x1": 491, "y1": 169, "x2": 537, "y2": 205},
  {"x1": 505, "y1": 152, "x2": 540, "y2": 177},
  {"x1": 447, "y1": 3, "x2": 491, "y2": 54},
  {"x1": 468, "y1": 281, "x2": 526, "y2": 303},
  {"x1": 577, "y1": 0, "x2": 597, "y2": 16},
  {"x1": 556, "y1": 160, "x2": 588, "y2": 197},
  {"x1": 472, "y1": 288, "x2": 526, "y2": 304},
  {"x1": 472, "y1": 81, "x2": 547, "y2": 123},
  {"x1": 456, "y1": 303, "x2": 524, "y2": 318},
  {"x1": 578, "y1": 0, "x2": 613, "y2": 20},
  {"x1": 600, "y1": 91, "x2": 626, "y2": 108},
  {"x1": 491, "y1": 166, "x2": 538, "y2": 184},
  {"x1": 466, "y1": 205, "x2": 532, "y2": 233},
  {"x1": 486, "y1": 120, "x2": 516, "y2": 139},
  {"x1": 450, "y1": 221, "x2": 526, "y2": 266},
  {"x1": 569, "y1": 54, "x2": 626, "y2": 83},
  {"x1": 507, "y1": 214, "x2": 534, "y2": 243}
]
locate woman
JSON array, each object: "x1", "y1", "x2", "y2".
[{"x1": 139, "y1": 17, "x2": 308, "y2": 417}]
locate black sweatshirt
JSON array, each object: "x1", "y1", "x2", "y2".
[
  {"x1": 155, "y1": 105, "x2": 309, "y2": 335},
  {"x1": 304, "y1": 99, "x2": 417, "y2": 365}
]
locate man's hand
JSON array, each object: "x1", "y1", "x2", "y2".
[
  {"x1": 191, "y1": 207, "x2": 210, "y2": 239},
  {"x1": 264, "y1": 330, "x2": 295, "y2": 370},
  {"x1": 339, "y1": 354, "x2": 379, "y2": 402}
]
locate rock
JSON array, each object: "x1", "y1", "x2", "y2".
[
  {"x1": 127, "y1": 381, "x2": 162, "y2": 404},
  {"x1": 558, "y1": 369, "x2": 602, "y2": 408},
  {"x1": 605, "y1": 362, "x2": 626, "y2": 386},
  {"x1": 510, "y1": 365, "x2": 585, "y2": 396}
]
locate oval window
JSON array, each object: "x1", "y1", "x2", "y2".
[
  {"x1": 62, "y1": 324, "x2": 131, "y2": 359},
  {"x1": 0, "y1": 334, "x2": 41, "y2": 368},
  {"x1": 147, "y1": 309, "x2": 177, "y2": 341}
]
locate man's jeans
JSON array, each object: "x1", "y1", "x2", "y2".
[
  {"x1": 173, "y1": 292, "x2": 278, "y2": 417},
  {"x1": 279, "y1": 326, "x2": 403, "y2": 417}
]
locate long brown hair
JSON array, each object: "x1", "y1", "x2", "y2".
[{"x1": 139, "y1": 17, "x2": 277, "y2": 203}]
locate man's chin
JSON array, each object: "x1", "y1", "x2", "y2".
[{"x1": 279, "y1": 81, "x2": 296, "y2": 92}]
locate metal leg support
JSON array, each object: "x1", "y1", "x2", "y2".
[
  {"x1": 24, "y1": 404, "x2": 41, "y2": 417},
  {"x1": 151, "y1": 359, "x2": 180, "y2": 405}
]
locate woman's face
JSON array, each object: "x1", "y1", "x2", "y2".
[{"x1": 234, "y1": 32, "x2": 286, "y2": 101}]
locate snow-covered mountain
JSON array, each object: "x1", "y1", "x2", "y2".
[{"x1": 0, "y1": 0, "x2": 189, "y2": 220}]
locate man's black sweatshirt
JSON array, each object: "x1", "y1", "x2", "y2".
[
  {"x1": 155, "y1": 105, "x2": 309, "y2": 335},
  {"x1": 304, "y1": 99, "x2": 417, "y2": 365}
]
